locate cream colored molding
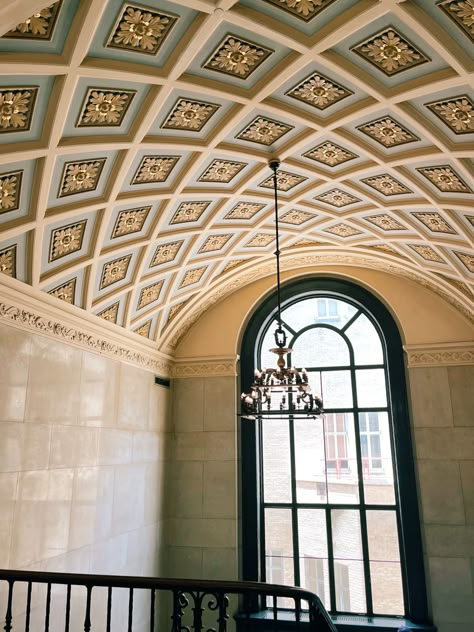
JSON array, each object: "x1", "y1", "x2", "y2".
[
  {"x1": 405, "y1": 343, "x2": 474, "y2": 367},
  {"x1": 162, "y1": 249, "x2": 474, "y2": 352},
  {"x1": 172, "y1": 355, "x2": 238, "y2": 378},
  {"x1": 0, "y1": 278, "x2": 172, "y2": 376}
]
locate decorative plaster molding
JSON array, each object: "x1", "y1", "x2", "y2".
[
  {"x1": 161, "y1": 249, "x2": 474, "y2": 351},
  {"x1": 405, "y1": 343, "x2": 474, "y2": 367},
  {"x1": 172, "y1": 356, "x2": 238, "y2": 378},
  {"x1": 0, "y1": 282, "x2": 171, "y2": 375}
]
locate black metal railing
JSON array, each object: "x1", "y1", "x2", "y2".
[{"x1": 0, "y1": 569, "x2": 336, "y2": 632}]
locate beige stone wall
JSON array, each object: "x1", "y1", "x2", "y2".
[
  {"x1": 408, "y1": 365, "x2": 474, "y2": 632},
  {"x1": 164, "y1": 375, "x2": 238, "y2": 581},
  {"x1": 0, "y1": 320, "x2": 171, "y2": 578}
]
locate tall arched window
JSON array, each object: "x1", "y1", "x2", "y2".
[{"x1": 240, "y1": 278, "x2": 430, "y2": 628}]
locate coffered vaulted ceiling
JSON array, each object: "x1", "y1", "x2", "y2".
[{"x1": 0, "y1": 0, "x2": 473, "y2": 352}]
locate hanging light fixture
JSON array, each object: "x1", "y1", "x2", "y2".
[{"x1": 240, "y1": 159, "x2": 323, "y2": 420}]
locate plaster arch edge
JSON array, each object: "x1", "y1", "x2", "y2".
[{"x1": 170, "y1": 254, "x2": 474, "y2": 370}]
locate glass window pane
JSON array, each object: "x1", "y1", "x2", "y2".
[
  {"x1": 332, "y1": 510, "x2": 366, "y2": 612},
  {"x1": 359, "y1": 412, "x2": 395, "y2": 505},
  {"x1": 291, "y1": 328, "x2": 350, "y2": 368},
  {"x1": 356, "y1": 369, "x2": 387, "y2": 407},
  {"x1": 294, "y1": 418, "x2": 327, "y2": 503},
  {"x1": 334, "y1": 561, "x2": 366, "y2": 613},
  {"x1": 320, "y1": 371, "x2": 353, "y2": 409},
  {"x1": 370, "y1": 562, "x2": 404, "y2": 615},
  {"x1": 345, "y1": 314, "x2": 384, "y2": 366},
  {"x1": 298, "y1": 509, "x2": 330, "y2": 609},
  {"x1": 367, "y1": 510, "x2": 400, "y2": 562},
  {"x1": 265, "y1": 554, "x2": 294, "y2": 586},
  {"x1": 262, "y1": 419, "x2": 291, "y2": 503},
  {"x1": 298, "y1": 509, "x2": 328, "y2": 558},
  {"x1": 265, "y1": 508, "x2": 293, "y2": 558},
  {"x1": 369, "y1": 412, "x2": 379, "y2": 431},
  {"x1": 300, "y1": 557, "x2": 330, "y2": 610},
  {"x1": 368, "y1": 511, "x2": 404, "y2": 617},
  {"x1": 325, "y1": 414, "x2": 359, "y2": 504},
  {"x1": 370, "y1": 434, "x2": 381, "y2": 455},
  {"x1": 281, "y1": 298, "x2": 357, "y2": 330},
  {"x1": 332, "y1": 510, "x2": 363, "y2": 560}
]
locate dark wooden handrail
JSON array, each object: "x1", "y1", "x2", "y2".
[{"x1": 0, "y1": 568, "x2": 337, "y2": 632}]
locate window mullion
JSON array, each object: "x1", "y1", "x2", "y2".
[
  {"x1": 326, "y1": 508, "x2": 336, "y2": 612},
  {"x1": 288, "y1": 415, "x2": 300, "y2": 587},
  {"x1": 350, "y1": 364, "x2": 374, "y2": 617},
  {"x1": 258, "y1": 416, "x2": 267, "y2": 584}
]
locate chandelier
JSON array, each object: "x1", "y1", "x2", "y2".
[{"x1": 240, "y1": 160, "x2": 323, "y2": 420}]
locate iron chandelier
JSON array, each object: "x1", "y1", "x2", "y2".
[{"x1": 240, "y1": 160, "x2": 323, "y2": 420}]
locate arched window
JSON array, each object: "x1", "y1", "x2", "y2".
[{"x1": 240, "y1": 278, "x2": 430, "y2": 628}]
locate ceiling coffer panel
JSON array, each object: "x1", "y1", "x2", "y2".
[{"x1": 0, "y1": 0, "x2": 472, "y2": 347}]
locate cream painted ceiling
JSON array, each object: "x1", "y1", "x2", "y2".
[{"x1": 0, "y1": 0, "x2": 473, "y2": 351}]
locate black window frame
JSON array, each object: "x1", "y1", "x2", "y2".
[{"x1": 239, "y1": 277, "x2": 430, "y2": 627}]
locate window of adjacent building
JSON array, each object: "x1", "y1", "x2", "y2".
[{"x1": 240, "y1": 279, "x2": 429, "y2": 625}]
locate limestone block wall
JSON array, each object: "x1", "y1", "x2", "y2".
[
  {"x1": 165, "y1": 371, "x2": 238, "y2": 581},
  {"x1": 408, "y1": 363, "x2": 474, "y2": 632},
  {"x1": 0, "y1": 320, "x2": 171, "y2": 578}
]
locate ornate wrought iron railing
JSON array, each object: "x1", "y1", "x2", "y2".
[{"x1": 0, "y1": 569, "x2": 336, "y2": 632}]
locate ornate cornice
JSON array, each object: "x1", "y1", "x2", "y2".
[
  {"x1": 405, "y1": 343, "x2": 474, "y2": 367},
  {"x1": 0, "y1": 280, "x2": 172, "y2": 376},
  {"x1": 172, "y1": 356, "x2": 238, "y2": 378}
]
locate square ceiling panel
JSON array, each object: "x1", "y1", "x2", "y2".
[
  {"x1": 329, "y1": 13, "x2": 451, "y2": 88},
  {"x1": 129, "y1": 275, "x2": 170, "y2": 322},
  {"x1": 358, "y1": 172, "x2": 416, "y2": 199},
  {"x1": 48, "y1": 151, "x2": 118, "y2": 209},
  {"x1": 119, "y1": 149, "x2": 192, "y2": 195},
  {"x1": 0, "y1": 232, "x2": 29, "y2": 283},
  {"x1": 147, "y1": 89, "x2": 235, "y2": 141},
  {"x1": 351, "y1": 113, "x2": 423, "y2": 150},
  {"x1": 87, "y1": 0, "x2": 197, "y2": 68},
  {"x1": 183, "y1": 22, "x2": 291, "y2": 90},
  {"x1": 103, "y1": 201, "x2": 158, "y2": 248},
  {"x1": 41, "y1": 210, "x2": 98, "y2": 277},
  {"x1": 219, "y1": 199, "x2": 268, "y2": 223},
  {"x1": 142, "y1": 236, "x2": 187, "y2": 273},
  {"x1": 0, "y1": 76, "x2": 55, "y2": 144},
  {"x1": 227, "y1": 111, "x2": 297, "y2": 151},
  {"x1": 95, "y1": 299, "x2": 123, "y2": 326},
  {"x1": 186, "y1": 158, "x2": 254, "y2": 191},
  {"x1": 402, "y1": 161, "x2": 474, "y2": 198},
  {"x1": 405, "y1": 86, "x2": 474, "y2": 145},
  {"x1": 0, "y1": 0, "x2": 79, "y2": 55},
  {"x1": 45, "y1": 269, "x2": 87, "y2": 308},
  {"x1": 269, "y1": 61, "x2": 371, "y2": 122},
  {"x1": 174, "y1": 263, "x2": 212, "y2": 295},
  {"x1": 0, "y1": 159, "x2": 37, "y2": 228},
  {"x1": 133, "y1": 317, "x2": 156, "y2": 339},
  {"x1": 240, "y1": 0, "x2": 363, "y2": 36},
  {"x1": 61, "y1": 78, "x2": 150, "y2": 139}
]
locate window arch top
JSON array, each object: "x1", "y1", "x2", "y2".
[
  {"x1": 240, "y1": 278, "x2": 430, "y2": 627},
  {"x1": 258, "y1": 296, "x2": 384, "y2": 371}
]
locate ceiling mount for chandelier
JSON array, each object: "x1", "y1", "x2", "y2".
[{"x1": 240, "y1": 159, "x2": 323, "y2": 420}]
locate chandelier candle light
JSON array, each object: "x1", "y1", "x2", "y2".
[{"x1": 240, "y1": 160, "x2": 323, "y2": 419}]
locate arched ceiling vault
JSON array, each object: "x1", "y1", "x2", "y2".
[{"x1": 0, "y1": 0, "x2": 473, "y2": 349}]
